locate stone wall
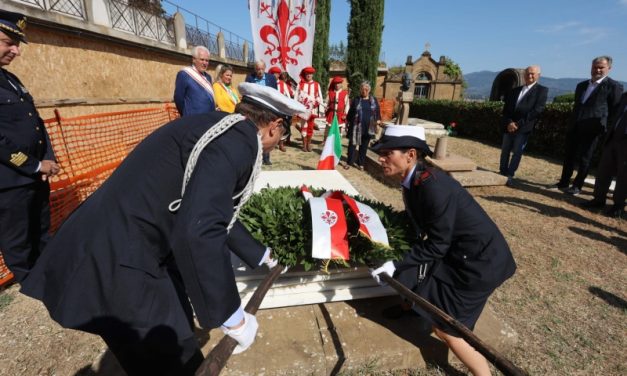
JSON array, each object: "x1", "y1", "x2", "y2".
[{"x1": 4, "y1": 0, "x2": 251, "y2": 118}]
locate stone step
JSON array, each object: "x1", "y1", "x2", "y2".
[
  {"x1": 426, "y1": 154, "x2": 477, "y2": 172},
  {"x1": 449, "y1": 170, "x2": 508, "y2": 187},
  {"x1": 200, "y1": 296, "x2": 517, "y2": 375}
]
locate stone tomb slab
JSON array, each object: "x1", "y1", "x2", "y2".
[
  {"x1": 450, "y1": 170, "x2": 508, "y2": 187},
  {"x1": 427, "y1": 154, "x2": 477, "y2": 172}
]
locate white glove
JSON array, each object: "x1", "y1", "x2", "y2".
[
  {"x1": 370, "y1": 261, "x2": 396, "y2": 286},
  {"x1": 263, "y1": 254, "x2": 278, "y2": 270},
  {"x1": 222, "y1": 312, "x2": 258, "y2": 354}
]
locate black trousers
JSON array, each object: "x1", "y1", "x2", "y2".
[
  {"x1": 0, "y1": 181, "x2": 50, "y2": 282},
  {"x1": 101, "y1": 329, "x2": 203, "y2": 376},
  {"x1": 98, "y1": 264, "x2": 203, "y2": 376},
  {"x1": 559, "y1": 123, "x2": 603, "y2": 189},
  {"x1": 347, "y1": 134, "x2": 372, "y2": 166},
  {"x1": 593, "y1": 136, "x2": 627, "y2": 207}
]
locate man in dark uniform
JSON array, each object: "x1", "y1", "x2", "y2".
[
  {"x1": 0, "y1": 10, "x2": 59, "y2": 283},
  {"x1": 21, "y1": 83, "x2": 305, "y2": 375},
  {"x1": 580, "y1": 92, "x2": 627, "y2": 218},
  {"x1": 370, "y1": 125, "x2": 516, "y2": 376}
]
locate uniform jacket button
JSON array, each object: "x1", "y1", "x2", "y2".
[
  {"x1": 38, "y1": 140, "x2": 43, "y2": 144},
  {"x1": 29, "y1": 112, "x2": 33, "y2": 116},
  {"x1": 20, "y1": 98, "x2": 24, "y2": 102}
]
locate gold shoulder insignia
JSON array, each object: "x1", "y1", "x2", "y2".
[
  {"x1": 17, "y1": 18, "x2": 27, "y2": 31},
  {"x1": 9, "y1": 152, "x2": 28, "y2": 167}
]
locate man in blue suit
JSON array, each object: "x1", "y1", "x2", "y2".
[
  {"x1": 499, "y1": 65, "x2": 548, "y2": 186},
  {"x1": 246, "y1": 60, "x2": 278, "y2": 165},
  {"x1": 173, "y1": 46, "x2": 216, "y2": 116}
]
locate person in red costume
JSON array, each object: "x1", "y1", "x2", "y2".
[
  {"x1": 295, "y1": 66, "x2": 324, "y2": 152},
  {"x1": 324, "y1": 76, "x2": 350, "y2": 138}
]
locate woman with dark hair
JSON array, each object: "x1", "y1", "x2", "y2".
[{"x1": 344, "y1": 81, "x2": 381, "y2": 170}]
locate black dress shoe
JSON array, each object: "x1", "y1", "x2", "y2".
[
  {"x1": 580, "y1": 199, "x2": 605, "y2": 209},
  {"x1": 565, "y1": 186, "x2": 581, "y2": 196},
  {"x1": 604, "y1": 206, "x2": 625, "y2": 219},
  {"x1": 381, "y1": 304, "x2": 413, "y2": 319}
]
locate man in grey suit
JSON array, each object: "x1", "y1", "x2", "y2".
[
  {"x1": 499, "y1": 65, "x2": 548, "y2": 185},
  {"x1": 552, "y1": 56, "x2": 623, "y2": 195}
]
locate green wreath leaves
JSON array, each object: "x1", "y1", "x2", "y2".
[{"x1": 239, "y1": 187, "x2": 415, "y2": 270}]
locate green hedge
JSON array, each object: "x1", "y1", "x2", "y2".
[{"x1": 409, "y1": 99, "x2": 575, "y2": 160}]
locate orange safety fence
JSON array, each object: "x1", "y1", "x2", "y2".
[
  {"x1": 0, "y1": 104, "x2": 179, "y2": 287},
  {"x1": 378, "y1": 98, "x2": 396, "y2": 122}
]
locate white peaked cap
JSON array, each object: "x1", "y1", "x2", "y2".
[
  {"x1": 238, "y1": 82, "x2": 307, "y2": 118},
  {"x1": 383, "y1": 125, "x2": 426, "y2": 140}
]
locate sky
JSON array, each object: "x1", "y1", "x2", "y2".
[{"x1": 163, "y1": 0, "x2": 627, "y2": 81}]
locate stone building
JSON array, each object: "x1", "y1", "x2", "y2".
[{"x1": 382, "y1": 50, "x2": 464, "y2": 101}]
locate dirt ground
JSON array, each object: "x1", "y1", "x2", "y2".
[{"x1": 0, "y1": 129, "x2": 625, "y2": 376}]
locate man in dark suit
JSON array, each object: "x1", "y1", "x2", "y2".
[
  {"x1": 21, "y1": 84, "x2": 305, "y2": 375},
  {"x1": 552, "y1": 56, "x2": 623, "y2": 195},
  {"x1": 0, "y1": 10, "x2": 59, "y2": 283},
  {"x1": 580, "y1": 92, "x2": 627, "y2": 218},
  {"x1": 499, "y1": 65, "x2": 548, "y2": 185},
  {"x1": 370, "y1": 125, "x2": 516, "y2": 376},
  {"x1": 246, "y1": 60, "x2": 278, "y2": 165}
]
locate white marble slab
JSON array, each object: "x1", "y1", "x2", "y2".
[{"x1": 253, "y1": 170, "x2": 359, "y2": 196}]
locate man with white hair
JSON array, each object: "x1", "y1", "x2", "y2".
[
  {"x1": 174, "y1": 45, "x2": 216, "y2": 116},
  {"x1": 499, "y1": 65, "x2": 548, "y2": 186},
  {"x1": 22, "y1": 83, "x2": 306, "y2": 375},
  {"x1": 370, "y1": 125, "x2": 516, "y2": 376}
]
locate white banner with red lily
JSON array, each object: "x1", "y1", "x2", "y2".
[{"x1": 249, "y1": 0, "x2": 316, "y2": 81}]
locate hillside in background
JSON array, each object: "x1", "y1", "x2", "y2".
[{"x1": 463, "y1": 70, "x2": 626, "y2": 101}]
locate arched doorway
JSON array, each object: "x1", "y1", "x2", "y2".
[
  {"x1": 414, "y1": 71, "x2": 431, "y2": 99},
  {"x1": 490, "y1": 68, "x2": 524, "y2": 101}
]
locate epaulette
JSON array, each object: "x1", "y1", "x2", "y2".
[{"x1": 413, "y1": 168, "x2": 435, "y2": 186}]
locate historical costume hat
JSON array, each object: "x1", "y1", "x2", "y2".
[
  {"x1": 0, "y1": 10, "x2": 27, "y2": 43},
  {"x1": 328, "y1": 76, "x2": 344, "y2": 91},
  {"x1": 268, "y1": 66, "x2": 282, "y2": 75},
  {"x1": 371, "y1": 125, "x2": 433, "y2": 156}
]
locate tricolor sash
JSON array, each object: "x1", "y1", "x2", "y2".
[{"x1": 183, "y1": 66, "x2": 215, "y2": 98}]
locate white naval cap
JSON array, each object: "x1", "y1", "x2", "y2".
[
  {"x1": 238, "y1": 82, "x2": 308, "y2": 119},
  {"x1": 371, "y1": 125, "x2": 432, "y2": 156}
]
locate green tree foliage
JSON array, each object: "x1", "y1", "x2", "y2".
[
  {"x1": 312, "y1": 0, "x2": 331, "y2": 88},
  {"x1": 129, "y1": 0, "x2": 165, "y2": 15},
  {"x1": 553, "y1": 93, "x2": 575, "y2": 103},
  {"x1": 346, "y1": 0, "x2": 385, "y2": 98},
  {"x1": 443, "y1": 57, "x2": 463, "y2": 80}
]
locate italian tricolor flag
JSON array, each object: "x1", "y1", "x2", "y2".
[{"x1": 317, "y1": 114, "x2": 342, "y2": 170}]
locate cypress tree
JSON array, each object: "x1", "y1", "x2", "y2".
[
  {"x1": 346, "y1": 0, "x2": 385, "y2": 98},
  {"x1": 312, "y1": 0, "x2": 331, "y2": 89}
]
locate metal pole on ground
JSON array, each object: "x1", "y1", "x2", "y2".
[
  {"x1": 195, "y1": 265, "x2": 284, "y2": 376},
  {"x1": 379, "y1": 273, "x2": 527, "y2": 376}
]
